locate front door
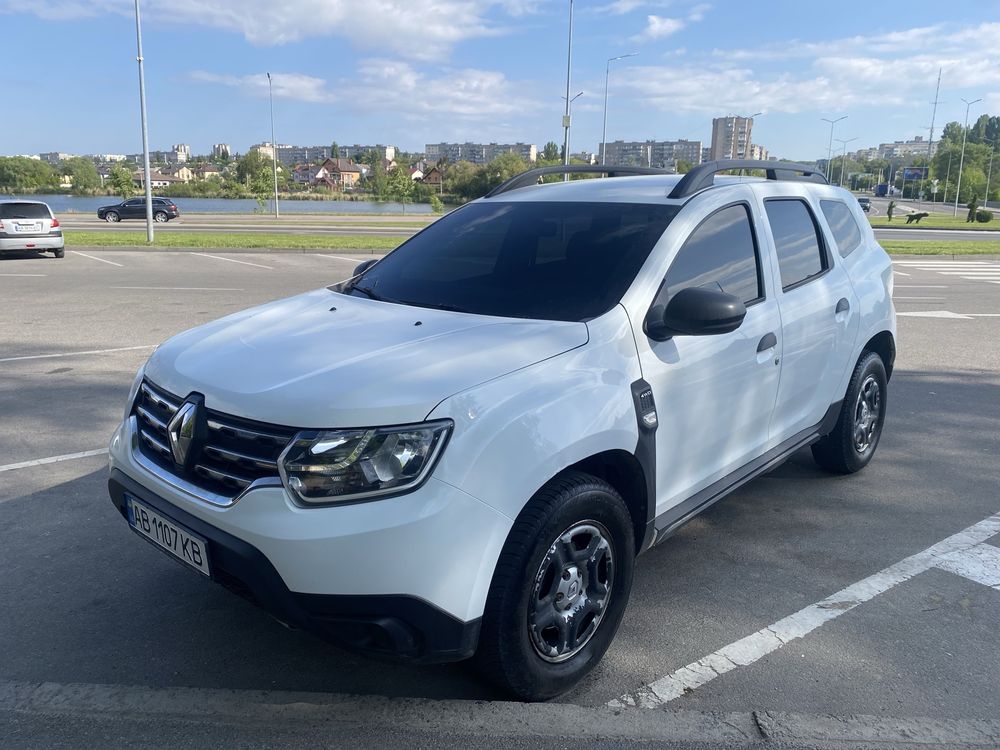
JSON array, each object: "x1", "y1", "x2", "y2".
[{"x1": 635, "y1": 201, "x2": 782, "y2": 517}]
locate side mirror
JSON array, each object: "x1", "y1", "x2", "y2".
[
  {"x1": 353, "y1": 258, "x2": 378, "y2": 277},
  {"x1": 645, "y1": 286, "x2": 747, "y2": 341}
]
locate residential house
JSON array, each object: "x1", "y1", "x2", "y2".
[
  {"x1": 161, "y1": 165, "x2": 194, "y2": 183},
  {"x1": 315, "y1": 158, "x2": 362, "y2": 190},
  {"x1": 409, "y1": 167, "x2": 424, "y2": 181},
  {"x1": 133, "y1": 169, "x2": 182, "y2": 189},
  {"x1": 193, "y1": 164, "x2": 223, "y2": 180},
  {"x1": 421, "y1": 166, "x2": 444, "y2": 191}
]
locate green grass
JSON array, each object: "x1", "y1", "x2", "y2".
[
  {"x1": 881, "y1": 240, "x2": 1000, "y2": 254},
  {"x1": 65, "y1": 231, "x2": 404, "y2": 251},
  {"x1": 868, "y1": 214, "x2": 996, "y2": 230}
]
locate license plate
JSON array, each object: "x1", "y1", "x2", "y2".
[
  {"x1": 126, "y1": 495, "x2": 211, "y2": 576},
  {"x1": 14, "y1": 223, "x2": 40, "y2": 233}
]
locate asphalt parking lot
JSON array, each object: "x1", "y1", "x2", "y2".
[{"x1": 2, "y1": 249, "x2": 1000, "y2": 748}]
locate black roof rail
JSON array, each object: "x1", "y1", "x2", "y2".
[
  {"x1": 668, "y1": 160, "x2": 827, "y2": 199},
  {"x1": 485, "y1": 165, "x2": 671, "y2": 198}
]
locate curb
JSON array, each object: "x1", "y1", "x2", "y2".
[{"x1": 2, "y1": 680, "x2": 998, "y2": 748}]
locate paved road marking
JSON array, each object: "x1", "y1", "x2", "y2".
[
  {"x1": 316, "y1": 253, "x2": 369, "y2": 262},
  {"x1": 71, "y1": 250, "x2": 123, "y2": 267},
  {"x1": 897, "y1": 311, "x2": 1000, "y2": 319},
  {"x1": 191, "y1": 252, "x2": 272, "y2": 270},
  {"x1": 0, "y1": 344, "x2": 155, "y2": 363},
  {"x1": 111, "y1": 286, "x2": 244, "y2": 291},
  {"x1": 0, "y1": 448, "x2": 108, "y2": 474},
  {"x1": 0, "y1": 273, "x2": 47, "y2": 277},
  {"x1": 612, "y1": 511, "x2": 1000, "y2": 709},
  {"x1": 893, "y1": 296, "x2": 945, "y2": 300},
  {"x1": 895, "y1": 285, "x2": 947, "y2": 288}
]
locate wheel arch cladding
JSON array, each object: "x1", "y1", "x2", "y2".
[
  {"x1": 566, "y1": 449, "x2": 649, "y2": 555},
  {"x1": 863, "y1": 330, "x2": 895, "y2": 380}
]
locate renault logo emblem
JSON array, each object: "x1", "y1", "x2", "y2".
[{"x1": 167, "y1": 401, "x2": 199, "y2": 465}]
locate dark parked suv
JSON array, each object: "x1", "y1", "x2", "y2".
[{"x1": 98, "y1": 198, "x2": 179, "y2": 223}]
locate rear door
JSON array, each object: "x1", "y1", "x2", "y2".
[
  {"x1": 757, "y1": 191, "x2": 860, "y2": 442},
  {"x1": 634, "y1": 197, "x2": 782, "y2": 514}
]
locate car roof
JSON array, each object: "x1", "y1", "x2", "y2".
[{"x1": 0, "y1": 199, "x2": 50, "y2": 205}]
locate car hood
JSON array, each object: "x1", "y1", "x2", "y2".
[{"x1": 144, "y1": 288, "x2": 589, "y2": 428}]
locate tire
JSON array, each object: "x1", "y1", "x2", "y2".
[
  {"x1": 476, "y1": 471, "x2": 635, "y2": 701},
  {"x1": 105, "y1": 211, "x2": 120, "y2": 223},
  {"x1": 154, "y1": 211, "x2": 168, "y2": 223},
  {"x1": 812, "y1": 351, "x2": 888, "y2": 474},
  {"x1": 53, "y1": 248, "x2": 65, "y2": 258}
]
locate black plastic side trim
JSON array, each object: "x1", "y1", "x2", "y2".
[
  {"x1": 650, "y1": 404, "x2": 841, "y2": 545},
  {"x1": 486, "y1": 165, "x2": 671, "y2": 197},
  {"x1": 630, "y1": 379, "x2": 658, "y2": 553},
  {"x1": 108, "y1": 469, "x2": 480, "y2": 664}
]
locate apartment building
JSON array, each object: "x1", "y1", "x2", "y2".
[
  {"x1": 424, "y1": 142, "x2": 537, "y2": 165},
  {"x1": 710, "y1": 116, "x2": 754, "y2": 160},
  {"x1": 338, "y1": 145, "x2": 398, "y2": 162},
  {"x1": 212, "y1": 143, "x2": 231, "y2": 159},
  {"x1": 602, "y1": 139, "x2": 703, "y2": 169}
]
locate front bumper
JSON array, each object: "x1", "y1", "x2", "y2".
[
  {"x1": 0, "y1": 234, "x2": 64, "y2": 251},
  {"x1": 107, "y1": 418, "x2": 512, "y2": 663}
]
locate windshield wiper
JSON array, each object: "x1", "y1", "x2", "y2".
[
  {"x1": 350, "y1": 283, "x2": 388, "y2": 301},
  {"x1": 402, "y1": 300, "x2": 470, "y2": 314}
]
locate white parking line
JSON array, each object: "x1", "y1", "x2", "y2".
[
  {"x1": 0, "y1": 273, "x2": 47, "y2": 277},
  {"x1": 894, "y1": 285, "x2": 947, "y2": 288},
  {"x1": 0, "y1": 448, "x2": 108, "y2": 474},
  {"x1": 892, "y1": 296, "x2": 945, "y2": 300},
  {"x1": 111, "y1": 286, "x2": 244, "y2": 291},
  {"x1": 191, "y1": 252, "x2": 272, "y2": 270},
  {"x1": 0, "y1": 345, "x2": 155, "y2": 363},
  {"x1": 71, "y1": 250, "x2": 123, "y2": 267},
  {"x1": 317, "y1": 254, "x2": 371, "y2": 262},
  {"x1": 612, "y1": 510, "x2": 1000, "y2": 708}
]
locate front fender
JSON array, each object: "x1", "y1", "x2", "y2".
[{"x1": 427, "y1": 306, "x2": 642, "y2": 522}]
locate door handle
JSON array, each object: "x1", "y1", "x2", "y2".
[
  {"x1": 757, "y1": 332, "x2": 777, "y2": 352},
  {"x1": 836, "y1": 298, "x2": 850, "y2": 314}
]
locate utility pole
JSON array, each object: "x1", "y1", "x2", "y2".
[
  {"x1": 561, "y1": 0, "x2": 574, "y2": 180},
  {"x1": 822, "y1": 115, "x2": 847, "y2": 181},
  {"x1": 267, "y1": 73, "x2": 280, "y2": 218},
  {"x1": 984, "y1": 138, "x2": 996, "y2": 214},
  {"x1": 835, "y1": 137, "x2": 857, "y2": 187},
  {"x1": 943, "y1": 150, "x2": 953, "y2": 204},
  {"x1": 133, "y1": 0, "x2": 154, "y2": 243},
  {"x1": 954, "y1": 97, "x2": 982, "y2": 217}
]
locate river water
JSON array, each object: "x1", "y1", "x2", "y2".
[{"x1": 7, "y1": 194, "x2": 433, "y2": 215}]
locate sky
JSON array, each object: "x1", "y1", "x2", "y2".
[{"x1": 2, "y1": 0, "x2": 1000, "y2": 161}]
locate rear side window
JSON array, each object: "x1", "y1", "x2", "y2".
[
  {"x1": 820, "y1": 200, "x2": 863, "y2": 257},
  {"x1": 0, "y1": 202, "x2": 51, "y2": 219},
  {"x1": 764, "y1": 199, "x2": 827, "y2": 290},
  {"x1": 661, "y1": 204, "x2": 762, "y2": 305}
]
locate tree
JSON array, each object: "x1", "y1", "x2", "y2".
[
  {"x1": 235, "y1": 150, "x2": 275, "y2": 206},
  {"x1": 429, "y1": 194, "x2": 444, "y2": 213},
  {"x1": 0, "y1": 156, "x2": 59, "y2": 192},
  {"x1": 541, "y1": 141, "x2": 560, "y2": 162},
  {"x1": 109, "y1": 164, "x2": 136, "y2": 200},
  {"x1": 385, "y1": 164, "x2": 415, "y2": 207},
  {"x1": 887, "y1": 200, "x2": 896, "y2": 222},
  {"x1": 331, "y1": 141, "x2": 340, "y2": 159},
  {"x1": 939, "y1": 121, "x2": 964, "y2": 146},
  {"x1": 62, "y1": 157, "x2": 100, "y2": 194},
  {"x1": 675, "y1": 160, "x2": 693, "y2": 174}
]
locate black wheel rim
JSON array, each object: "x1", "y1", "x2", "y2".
[
  {"x1": 528, "y1": 520, "x2": 615, "y2": 663},
  {"x1": 853, "y1": 374, "x2": 881, "y2": 453}
]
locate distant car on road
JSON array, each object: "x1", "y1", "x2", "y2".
[
  {"x1": 857, "y1": 197, "x2": 871, "y2": 212},
  {"x1": 98, "y1": 197, "x2": 179, "y2": 223},
  {"x1": 0, "y1": 200, "x2": 64, "y2": 258}
]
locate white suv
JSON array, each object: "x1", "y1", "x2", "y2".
[{"x1": 108, "y1": 161, "x2": 895, "y2": 700}]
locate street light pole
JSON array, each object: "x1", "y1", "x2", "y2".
[
  {"x1": 954, "y1": 96, "x2": 982, "y2": 217},
  {"x1": 561, "y1": 0, "x2": 574, "y2": 181},
  {"x1": 943, "y1": 150, "x2": 953, "y2": 204},
  {"x1": 984, "y1": 137, "x2": 996, "y2": 214},
  {"x1": 834, "y1": 137, "x2": 857, "y2": 188},
  {"x1": 821, "y1": 115, "x2": 847, "y2": 181},
  {"x1": 601, "y1": 52, "x2": 638, "y2": 166},
  {"x1": 267, "y1": 72, "x2": 280, "y2": 219},
  {"x1": 133, "y1": 0, "x2": 154, "y2": 243}
]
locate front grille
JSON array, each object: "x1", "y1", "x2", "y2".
[{"x1": 133, "y1": 379, "x2": 296, "y2": 499}]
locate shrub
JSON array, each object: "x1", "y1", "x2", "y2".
[
  {"x1": 429, "y1": 195, "x2": 444, "y2": 214},
  {"x1": 975, "y1": 210, "x2": 994, "y2": 223}
]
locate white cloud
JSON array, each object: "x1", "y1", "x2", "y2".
[
  {"x1": 687, "y1": 3, "x2": 710, "y2": 21},
  {"x1": 0, "y1": 0, "x2": 526, "y2": 58},
  {"x1": 631, "y1": 15, "x2": 685, "y2": 42},
  {"x1": 189, "y1": 71, "x2": 335, "y2": 103}
]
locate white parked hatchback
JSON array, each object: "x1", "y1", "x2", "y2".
[{"x1": 108, "y1": 161, "x2": 896, "y2": 700}]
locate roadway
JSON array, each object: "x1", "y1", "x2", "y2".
[{"x1": 1, "y1": 248, "x2": 999, "y2": 748}]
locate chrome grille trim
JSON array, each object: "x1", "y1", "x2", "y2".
[{"x1": 131, "y1": 379, "x2": 294, "y2": 502}]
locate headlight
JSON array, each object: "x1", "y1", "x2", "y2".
[{"x1": 278, "y1": 420, "x2": 452, "y2": 504}]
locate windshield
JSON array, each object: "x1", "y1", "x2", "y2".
[
  {"x1": 338, "y1": 201, "x2": 678, "y2": 322},
  {"x1": 0, "y1": 202, "x2": 51, "y2": 220}
]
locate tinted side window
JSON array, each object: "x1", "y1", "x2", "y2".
[
  {"x1": 662, "y1": 204, "x2": 762, "y2": 305},
  {"x1": 820, "y1": 200, "x2": 863, "y2": 257},
  {"x1": 764, "y1": 199, "x2": 827, "y2": 289}
]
